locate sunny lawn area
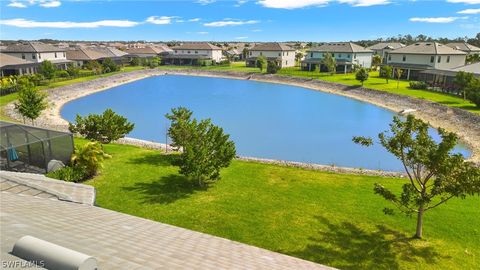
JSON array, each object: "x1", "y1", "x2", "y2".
[{"x1": 84, "y1": 139, "x2": 480, "y2": 270}]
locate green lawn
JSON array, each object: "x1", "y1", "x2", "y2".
[{"x1": 85, "y1": 140, "x2": 480, "y2": 270}]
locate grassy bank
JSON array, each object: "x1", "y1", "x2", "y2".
[{"x1": 85, "y1": 140, "x2": 480, "y2": 270}]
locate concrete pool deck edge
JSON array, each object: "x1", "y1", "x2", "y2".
[{"x1": 4, "y1": 68, "x2": 480, "y2": 165}]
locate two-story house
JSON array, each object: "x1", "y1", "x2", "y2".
[
  {"x1": 246, "y1": 43, "x2": 295, "y2": 68},
  {"x1": 2, "y1": 42, "x2": 71, "y2": 70},
  {"x1": 366, "y1": 42, "x2": 405, "y2": 63},
  {"x1": 445, "y1": 42, "x2": 480, "y2": 55},
  {"x1": 385, "y1": 42, "x2": 467, "y2": 80},
  {"x1": 163, "y1": 42, "x2": 223, "y2": 65},
  {"x1": 301, "y1": 42, "x2": 373, "y2": 73}
]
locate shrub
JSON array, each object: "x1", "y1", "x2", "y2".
[
  {"x1": 71, "y1": 142, "x2": 111, "y2": 178},
  {"x1": 266, "y1": 61, "x2": 280, "y2": 74},
  {"x1": 39, "y1": 60, "x2": 57, "y2": 80},
  {"x1": 66, "y1": 64, "x2": 80, "y2": 77},
  {"x1": 409, "y1": 81, "x2": 428, "y2": 90},
  {"x1": 102, "y1": 58, "x2": 119, "y2": 73},
  {"x1": 55, "y1": 70, "x2": 70, "y2": 78},
  {"x1": 256, "y1": 55, "x2": 267, "y2": 72},
  {"x1": 379, "y1": 65, "x2": 393, "y2": 83},
  {"x1": 69, "y1": 108, "x2": 134, "y2": 144},
  {"x1": 47, "y1": 166, "x2": 88, "y2": 182},
  {"x1": 130, "y1": 57, "x2": 140, "y2": 66},
  {"x1": 466, "y1": 77, "x2": 480, "y2": 107}
]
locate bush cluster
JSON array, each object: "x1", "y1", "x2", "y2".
[{"x1": 409, "y1": 81, "x2": 428, "y2": 90}]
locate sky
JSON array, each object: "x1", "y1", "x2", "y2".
[{"x1": 0, "y1": 0, "x2": 479, "y2": 42}]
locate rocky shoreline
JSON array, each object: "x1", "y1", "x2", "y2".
[{"x1": 4, "y1": 68, "x2": 480, "y2": 164}]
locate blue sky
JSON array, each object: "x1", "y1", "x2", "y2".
[{"x1": 0, "y1": 0, "x2": 479, "y2": 41}]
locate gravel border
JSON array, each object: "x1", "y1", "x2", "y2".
[{"x1": 4, "y1": 68, "x2": 479, "y2": 166}]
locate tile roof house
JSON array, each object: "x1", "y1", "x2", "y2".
[
  {"x1": 66, "y1": 46, "x2": 129, "y2": 66},
  {"x1": 0, "y1": 53, "x2": 38, "y2": 76},
  {"x1": 1, "y1": 42, "x2": 71, "y2": 70},
  {"x1": 163, "y1": 42, "x2": 223, "y2": 65},
  {"x1": 302, "y1": 42, "x2": 373, "y2": 73},
  {"x1": 124, "y1": 45, "x2": 172, "y2": 59},
  {"x1": 445, "y1": 42, "x2": 480, "y2": 55},
  {"x1": 366, "y1": 42, "x2": 405, "y2": 63},
  {"x1": 385, "y1": 42, "x2": 467, "y2": 80},
  {"x1": 246, "y1": 42, "x2": 295, "y2": 68}
]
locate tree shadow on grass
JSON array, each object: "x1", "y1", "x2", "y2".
[
  {"x1": 123, "y1": 174, "x2": 202, "y2": 204},
  {"x1": 286, "y1": 216, "x2": 446, "y2": 270},
  {"x1": 127, "y1": 153, "x2": 181, "y2": 167}
]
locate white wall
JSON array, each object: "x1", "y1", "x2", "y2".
[
  {"x1": 4, "y1": 51, "x2": 67, "y2": 63},
  {"x1": 248, "y1": 50, "x2": 295, "y2": 67},
  {"x1": 173, "y1": 49, "x2": 223, "y2": 62},
  {"x1": 305, "y1": 51, "x2": 373, "y2": 68},
  {"x1": 386, "y1": 53, "x2": 466, "y2": 69}
]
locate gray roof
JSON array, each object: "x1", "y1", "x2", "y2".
[
  {"x1": 452, "y1": 62, "x2": 480, "y2": 74},
  {"x1": 249, "y1": 42, "x2": 295, "y2": 51},
  {"x1": 445, "y1": 42, "x2": 480, "y2": 53},
  {"x1": 389, "y1": 42, "x2": 467, "y2": 55},
  {"x1": 172, "y1": 42, "x2": 222, "y2": 50},
  {"x1": 308, "y1": 42, "x2": 372, "y2": 53},
  {"x1": 367, "y1": 42, "x2": 405, "y2": 50},
  {"x1": 2, "y1": 42, "x2": 65, "y2": 53},
  {"x1": 66, "y1": 47, "x2": 108, "y2": 61},
  {"x1": 0, "y1": 53, "x2": 35, "y2": 68},
  {"x1": 90, "y1": 47, "x2": 128, "y2": 58}
]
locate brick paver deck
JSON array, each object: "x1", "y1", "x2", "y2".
[{"x1": 1, "y1": 192, "x2": 335, "y2": 269}]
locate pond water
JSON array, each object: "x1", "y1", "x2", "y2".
[{"x1": 61, "y1": 75, "x2": 470, "y2": 171}]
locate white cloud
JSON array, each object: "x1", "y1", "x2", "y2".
[
  {"x1": 204, "y1": 20, "x2": 259, "y2": 27},
  {"x1": 189, "y1": 18, "x2": 201, "y2": 22},
  {"x1": 7, "y1": 0, "x2": 62, "y2": 8},
  {"x1": 39, "y1": 0, "x2": 61, "y2": 7},
  {"x1": 235, "y1": 36, "x2": 248, "y2": 39},
  {"x1": 338, "y1": 0, "x2": 390, "y2": 6},
  {"x1": 257, "y1": 0, "x2": 329, "y2": 9},
  {"x1": 234, "y1": 0, "x2": 248, "y2": 6},
  {"x1": 409, "y1": 17, "x2": 463, "y2": 23},
  {"x1": 196, "y1": 0, "x2": 216, "y2": 5},
  {"x1": 0, "y1": 18, "x2": 140, "y2": 28},
  {"x1": 447, "y1": 0, "x2": 480, "y2": 4},
  {"x1": 458, "y1": 8, "x2": 480, "y2": 14},
  {"x1": 252, "y1": 28, "x2": 262, "y2": 32},
  {"x1": 7, "y1": 1, "x2": 27, "y2": 8},
  {"x1": 146, "y1": 16, "x2": 177, "y2": 25},
  {"x1": 197, "y1": 31, "x2": 209, "y2": 35}
]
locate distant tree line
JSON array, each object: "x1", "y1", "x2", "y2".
[{"x1": 354, "y1": 33, "x2": 480, "y2": 48}]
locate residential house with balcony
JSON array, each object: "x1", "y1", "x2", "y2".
[
  {"x1": 246, "y1": 43, "x2": 295, "y2": 68},
  {"x1": 163, "y1": 43, "x2": 222, "y2": 65},
  {"x1": 366, "y1": 42, "x2": 405, "y2": 63},
  {"x1": 1, "y1": 42, "x2": 71, "y2": 70},
  {"x1": 301, "y1": 42, "x2": 373, "y2": 73},
  {"x1": 0, "y1": 53, "x2": 37, "y2": 76},
  {"x1": 385, "y1": 42, "x2": 467, "y2": 80}
]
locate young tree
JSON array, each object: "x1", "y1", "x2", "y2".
[
  {"x1": 380, "y1": 65, "x2": 393, "y2": 83},
  {"x1": 166, "y1": 107, "x2": 236, "y2": 187},
  {"x1": 322, "y1": 52, "x2": 336, "y2": 75},
  {"x1": 102, "y1": 58, "x2": 119, "y2": 73},
  {"x1": 149, "y1": 56, "x2": 161, "y2": 68},
  {"x1": 372, "y1": 54, "x2": 382, "y2": 70},
  {"x1": 66, "y1": 64, "x2": 80, "y2": 77},
  {"x1": 266, "y1": 60, "x2": 280, "y2": 74},
  {"x1": 14, "y1": 83, "x2": 48, "y2": 125},
  {"x1": 355, "y1": 68, "x2": 369, "y2": 86},
  {"x1": 295, "y1": 52, "x2": 304, "y2": 66},
  {"x1": 454, "y1": 71, "x2": 474, "y2": 100},
  {"x1": 353, "y1": 115, "x2": 480, "y2": 239},
  {"x1": 465, "y1": 77, "x2": 480, "y2": 107},
  {"x1": 39, "y1": 60, "x2": 57, "y2": 80},
  {"x1": 256, "y1": 55, "x2": 267, "y2": 72},
  {"x1": 69, "y1": 109, "x2": 134, "y2": 144},
  {"x1": 71, "y1": 141, "x2": 111, "y2": 178},
  {"x1": 165, "y1": 107, "x2": 194, "y2": 150},
  {"x1": 395, "y1": 68, "x2": 403, "y2": 89},
  {"x1": 130, "y1": 57, "x2": 140, "y2": 66},
  {"x1": 84, "y1": 60, "x2": 102, "y2": 74}
]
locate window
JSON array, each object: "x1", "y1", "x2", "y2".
[
  {"x1": 347, "y1": 54, "x2": 351, "y2": 58},
  {"x1": 32, "y1": 53, "x2": 36, "y2": 59},
  {"x1": 447, "y1": 56, "x2": 450, "y2": 63},
  {"x1": 332, "y1": 53, "x2": 335, "y2": 57},
  {"x1": 55, "y1": 52, "x2": 58, "y2": 58},
  {"x1": 195, "y1": 51, "x2": 198, "y2": 54},
  {"x1": 339, "y1": 54, "x2": 342, "y2": 58},
  {"x1": 310, "y1": 52, "x2": 313, "y2": 58},
  {"x1": 279, "y1": 53, "x2": 281, "y2": 57},
  {"x1": 437, "y1": 56, "x2": 441, "y2": 63},
  {"x1": 402, "y1": 55, "x2": 406, "y2": 62},
  {"x1": 22, "y1": 54, "x2": 25, "y2": 59},
  {"x1": 388, "y1": 55, "x2": 391, "y2": 61},
  {"x1": 430, "y1": 56, "x2": 434, "y2": 63},
  {"x1": 187, "y1": 51, "x2": 191, "y2": 54}
]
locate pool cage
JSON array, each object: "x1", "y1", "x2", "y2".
[{"x1": 0, "y1": 121, "x2": 74, "y2": 174}]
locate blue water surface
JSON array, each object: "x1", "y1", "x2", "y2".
[{"x1": 61, "y1": 75, "x2": 470, "y2": 171}]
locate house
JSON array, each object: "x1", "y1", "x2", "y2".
[
  {"x1": 1, "y1": 42, "x2": 71, "y2": 70},
  {"x1": 0, "y1": 53, "x2": 37, "y2": 76},
  {"x1": 385, "y1": 42, "x2": 467, "y2": 80},
  {"x1": 301, "y1": 42, "x2": 373, "y2": 73},
  {"x1": 366, "y1": 42, "x2": 405, "y2": 63},
  {"x1": 445, "y1": 42, "x2": 480, "y2": 55},
  {"x1": 163, "y1": 42, "x2": 223, "y2": 65},
  {"x1": 419, "y1": 62, "x2": 480, "y2": 92},
  {"x1": 90, "y1": 47, "x2": 129, "y2": 65},
  {"x1": 66, "y1": 47, "x2": 109, "y2": 67},
  {"x1": 225, "y1": 49, "x2": 243, "y2": 61},
  {"x1": 124, "y1": 45, "x2": 172, "y2": 59},
  {"x1": 246, "y1": 42, "x2": 295, "y2": 68}
]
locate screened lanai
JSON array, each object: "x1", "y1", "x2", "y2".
[{"x1": 0, "y1": 121, "x2": 74, "y2": 174}]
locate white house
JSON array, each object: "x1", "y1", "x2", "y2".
[
  {"x1": 2, "y1": 42, "x2": 71, "y2": 70},
  {"x1": 445, "y1": 42, "x2": 480, "y2": 55},
  {"x1": 246, "y1": 43, "x2": 295, "y2": 68},
  {"x1": 366, "y1": 42, "x2": 405, "y2": 63},
  {"x1": 163, "y1": 42, "x2": 223, "y2": 65},
  {"x1": 385, "y1": 42, "x2": 467, "y2": 80},
  {"x1": 302, "y1": 42, "x2": 373, "y2": 73}
]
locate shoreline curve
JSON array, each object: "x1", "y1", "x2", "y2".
[{"x1": 4, "y1": 68, "x2": 480, "y2": 165}]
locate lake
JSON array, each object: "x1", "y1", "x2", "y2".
[{"x1": 61, "y1": 75, "x2": 470, "y2": 171}]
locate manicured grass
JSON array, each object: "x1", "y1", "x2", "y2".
[
  {"x1": 85, "y1": 140, "x2": 480, "y2": 270},
  {"x1": 0, "y1": 92, "x2": 18, "y2": 121}
]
